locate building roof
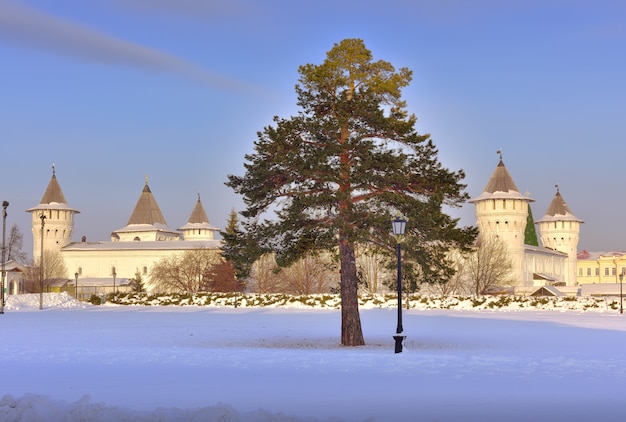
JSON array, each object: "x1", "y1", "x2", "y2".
[
  {"x1": 126, "y1": 180, "x2": 168, "y2": 226},
  {"x1": 535, "y1": 187, "x2": 583, "y2": 224},
  {"x1": 26, "y1": 165, "x2": 80, "y2": 213},
  {"x1": 529, "y1": 285, "x2": 564, "y2": 297},
  {"x1": 469, "y1": 157, "x2": 534, "y2": 203},
  {"x1": 577, "y1": 250, "x2": 626, "y2": 260},
  {"x1": 111, "y1": 178, "x2": 178, "y2": 237},
  {"x1": 62, "y1": 239, "x2": 223, "y2": 252},
  {"x1": 187, "y1": 194, "x2": 210, "y2": 224},
  {"x1": 525, "y1": 244, "x2": 567, "y2": 257},
  {"x1": 178, "y1": 194, "x2": 219, "y2": 232}
]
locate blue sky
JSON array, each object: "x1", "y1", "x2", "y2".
[{"x1": 1, "y1": 0, "x2": 625, "y2": 259}]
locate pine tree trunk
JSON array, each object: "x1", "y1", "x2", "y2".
[{"x1": 339, "y1": 238, "x2": 365, "y2": 346}]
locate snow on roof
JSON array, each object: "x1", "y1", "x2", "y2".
[
  {"x1": 536, "y1": 189, "x2": 583, "y2": 224},
  {"x1": 62, "y1": 239, "x2": 223, "y2": 251},
  {"x1": 580, "y1": 283, "x2": 626, "y2": 296},
  {"x1": 469, "y1": 158, "x2": 534, "y2": 203},
  {"x1": 577, "y1": 250, "x2": 626, "y2": 260},
  {"x1": 525, "y1": 244, "x2": 567, "y2": 257},
  {"x1": 26, "y1": 166, "x2": 80, "y2": 213},
  {"x1": 70, "y1": 277, "x2": 131, "y2": 287}
]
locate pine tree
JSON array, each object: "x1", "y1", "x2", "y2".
[
  {"x1": 226, "y1": 39, "x2": 476, "y2": 346},
  {"x1": 525, "y1": 205, "x2": 539, "y2": 246},
  {"x1": 220, "y1": 208, "x2": 259, "y2": 280}
]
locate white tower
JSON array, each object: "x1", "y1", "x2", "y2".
[
  {"x1": 178, "y1": 194, "x2": 219, "y2": 241},
  {"x1": 26, "y1": 165, "x2": 80, "y2": 259},
  {"x1": 536, "y1": 185, "x2": 583, "y2": 286},
  {"x1": 468, "y1": 153, "x2": 534, "y2": 286}
]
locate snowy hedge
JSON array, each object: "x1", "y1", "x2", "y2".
[{"x1": 104, "y1": 292, "x2": 624, "y2": 312}]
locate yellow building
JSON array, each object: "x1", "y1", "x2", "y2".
[
  {"x1": 576, "y1": 251, "x2": 626, "y2": 285},
  {"x1": 26, "y1": 168, "x2": 222, "y2": 294}
]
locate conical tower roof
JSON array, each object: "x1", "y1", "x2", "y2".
[
  {"x1": 469, "y1": 156, "x2": 533, "y2": 203},
  {"x1": 40, "y1": 170, "x2": 67, "y2": 204},
  {"x1": 26, "y1": 165, "x2": 79, "y2": 213},
  {"x1": 126, "y1": 180, "x2": 168, "y2": 226},
  {"x1": 483, "y1": 159, "x2": 520, "y2": 194},
  {"x1": 112, "y1": 177, "x2": 180, "y2": 241},
  {"x1": 178, "y1": 194, "x2": 219, "y2": 232},
  {"x1": 536, "y1": 186, "x2": 583, "y2": 223},
  {"x1": 187, "y1": 194, "x2": 210, "y2": 224}
]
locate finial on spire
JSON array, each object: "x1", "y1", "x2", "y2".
[
  {"x1": 52, "y1": 163, "x2": 56, "y2": 176},
  {"x1": 555, "y1": 183, "x2": 560, "y2": 193},
  {"x1": 496, "y1": 149, "x2": 502, "y2": 160},
  {"x1": 145, "y1": 174, "x2": 149, "y2": 185},
  {"x1": 197, "y1": 192, "x2": 201, "y2": 201}
]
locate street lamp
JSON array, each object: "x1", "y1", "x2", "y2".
[
  {"x1": 392, "y1": 215, "x2": 407, "y2": 353},
  {"x1": 75, "y1": 272, "x2": 79, "y2": 300},
  {"x1": 1, "y1": 200, "x2": 8, "y2": 315},
  {"x1": 619, "y1": 270, "x2": 624, "y2": 315},
  {"x1": 112, "y1": 269, "x2": 116, "y2": 297},
  {"x1": 39, "y1": 214, "x2": 46, "y2": 310}
]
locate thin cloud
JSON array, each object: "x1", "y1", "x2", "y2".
[
  {"x1": 113, "y1": 0, "x2": 251, "y2": 19},
  {"x1": 0, "y1": 1, "x2": 253, "y2": 91}
]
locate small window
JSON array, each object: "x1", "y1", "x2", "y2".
[
  {"x1": 595, "y1": 268, "x2": 599, "y2": 276},
  {"x1": 605, "y1": 267, "x2": 610, "y2": 276},
  {"x1": 586, "y1": 268, "x2": 591, "y2": 276}
]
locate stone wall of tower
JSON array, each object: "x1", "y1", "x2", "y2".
[
  {"x1": 474, "y1": 197, "x2": 530, "y2": 286},
  {"x1": 537, "y1": 220, "x2": 581, "y2": 286},
  {"x1": 31, "y1": 208, "x2": 76, "y2": 261}
]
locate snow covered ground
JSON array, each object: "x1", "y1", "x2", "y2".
[{"x1": 1, "y1": 293, "x2": 626, "y2": 421}]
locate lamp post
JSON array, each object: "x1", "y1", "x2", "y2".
[
  {"x1": 39, "y1": 214, "x2": 46, "y2": 310},
  {"x1": 392, "y1": 216, "x2": 407, "y2": 353},
  {"x1": 1, "y1": 200, "x2": 8, "y2": 315},
  {"x1": 75, "y1": 272, "x2": 79, "y2": 300},
  {"x1": 112, "y1": 269, "x2": 116, "y2": 297},
  {"x1": 619, "y1": 268, "x2": 624, "y2": 314}
]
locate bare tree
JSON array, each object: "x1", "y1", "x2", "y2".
[
  {"x1": 355, "y1": 247, "x2": 389, "y2": 294},
  {"x1": 25, "y1": 250, "x2": 69, "y2": 292},
  {"x1": 149, "y1": 248, "x2": 221, "y2": 293},
  {"x1": 424, "y1": 249, "x2": 470, "y2": 297},
  {"x1": 248, "y1": 253, "x2": 282, "y2": 294},
  {"x1": 7, "y1": 224, "x2": 28, "y2": 263},
  {"x1": 464, "y1": 235, "x2": 513, "y2": 296},
  {"x1": 23, "y1": 261, "x2": 40, "y2": 293},
  {"x1": 278, "y1": 254, "x2": 336, "y2": 295},
  {"x1": 42, "y1": 250, "x2": 69, "y2": 282}
]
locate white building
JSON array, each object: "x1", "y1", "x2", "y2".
[
  {"x1": 26, "y1": 167, "x2": 222, "y2": 293},
  {"x1": 470, "y1": 154, "x2": 583, "y2": 289}
]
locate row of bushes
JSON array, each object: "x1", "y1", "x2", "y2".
[{"x1": 93, "y1": 292, "x2": 624, "y2": 312}]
